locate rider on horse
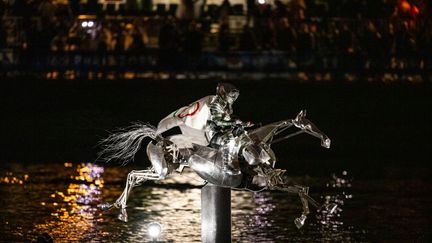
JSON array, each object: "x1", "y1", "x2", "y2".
[
  {"x1": 98, "y1": 83, "x2": 335, "y2": 227},
  {"x1": 156, "y1": 83, "x2": 251, "y2": 175},
  {"x1": 206, "y1": 83, "x2": 253, "y2": 174}
]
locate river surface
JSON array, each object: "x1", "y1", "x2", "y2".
[
  {"x1": 0, "y1": 161, "x2": 431, "y2": 242},
  {"x1": 0, "y1": 78, "x2": 431, "y2": 242}
]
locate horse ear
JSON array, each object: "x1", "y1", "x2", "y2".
[{"x1": 297, "y1": 110, "x2": 306, "y2": 119}]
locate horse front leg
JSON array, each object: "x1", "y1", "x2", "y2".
[
  {"x1": 100, "y1": 169, "x2": 161, "y2": 222},
  {"x1": 269, "y1": 184, "x2": 319, "y2": 229},
  {"x1": 294, "y1": 185, "x2": 313, "y2": 229}
]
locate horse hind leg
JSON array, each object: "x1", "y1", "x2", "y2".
[
  {"x1": 100, "y1": 169, "x2": 162, "y2": 222},
  {"x1": 101, "y1": 141, "x2": 172, "y2": 219},
  {"x1": 116, "y1": 170, "x2": 161, "y2": 207}
]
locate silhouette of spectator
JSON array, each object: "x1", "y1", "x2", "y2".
[
  {"x1": 253, "y1": 3, "x2": 273, "y2": 49},
  {"x1": 381, "y1": 22, "x2": 396, "y2": 67},
  {"x1": 276, "y1": 17, "x2": 296, "y2": 52},
  {"x1": 159, "y1": 17, "x2": 180, "y2": 67},
  {"x1": 218, "y1": 0, "x2": 231, "y2": 26},
  {"x1": 394, "y1": 21, "x2": 414, "y2": 67},
  {"x1": 336, "y1": 22, "x2": 355, "y2": 69},
  {"x1": 0, "y1": 0, "x2": 8, "y2": 16},
  {"x1": 159, "y1": 17, "x2": 179, "y2": 52},
  {"x1": 129, "y1": 31, "x2": 146, "y2": 51},
  {"x1": 291, "y1": 0, "x2": 307, "y2": 20},
  {"x1": 218, "y1": 23, "x2": 232, "y2": 52},
  {"x1": 338, "y1": 23, "x2": 353, "y2": 52},
  {"x1": 97, "y1": 33, "x2": 108, "y2": 52},
  {"x1": 239, "y1": 24, "x2": 257, "y2": 51},
  {"x1": 11, "y1": 0, "x2": 30, "y2": 16},
  {"x1": 418, "y1": 24, "x2": 432, "y2": 68},
  {"x1": 297, "y1": 23, "x2": 315, "y2": 65},
  {"x1": 363, "y1": 21, "x2": 383, "y2": 54},
  {"x1": 0, "y1": 26, "x2": 6, "y2": 48},
  {"x1": 273, "y1": 0, "x2": 288, "y2": 18},
  {"x1": 114, "y1": 34, "x2": 124, "y2": 52},
  {"x1": 183, "y1": 21, "x2": 203, "y2": 56},
  {"x1": 86, "y1": 0, "x2": 99, "y2": 13},
  {"x1": 51, "y1": 30, "x2": 68, "y2": 51},
  {"x1": 37, "y1": 0, "x2": 57, "y2": 21},
  {"x1": 176, "y1": 0, "x2": 195, "y2": 23},
  {"x1": 69, "y1": 0, "x2": 80, "y2": 16}
]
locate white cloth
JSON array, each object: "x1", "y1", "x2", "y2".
[{"x1": 156, "y1": 95, "x2": 214, "y2": 147}]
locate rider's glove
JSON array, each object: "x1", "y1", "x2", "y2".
[{"x1": 243, "y1": 121, "x2": 254, "y2": 128}]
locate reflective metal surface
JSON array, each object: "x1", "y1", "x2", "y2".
[
  {"x1": 97, "y1": 107, "x2": 331, "y2": 228},
  {"x1": 1, "y1": 162, "x2": 431, "y2": 242}
]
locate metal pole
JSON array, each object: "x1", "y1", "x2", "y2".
[{"x1": 201, "y1": 184, "x2": 231, "y2": 243}]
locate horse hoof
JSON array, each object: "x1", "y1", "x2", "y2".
[
  {"x1": 294, "y1": 215, "x2": 307, "y2": 229},
  {"x1": 326, "y1": 203, "x2": 338, "y2": 214},
  {"x1": 118, "y1": 208, "x2": 128, "y2": 222},
  {"x1": 322, "y1": 138, "x2": 331, "y2": 148},
  {"x1": 99, "y1": 203, "x2": 114, "y2": 211}
]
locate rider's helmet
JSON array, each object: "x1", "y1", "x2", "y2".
[{"x1": 216, "y1": 83, "x2": 239, "y2": 104}]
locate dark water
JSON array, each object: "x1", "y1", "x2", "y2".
[{"x1": 0, "y1": 161, "x2": 431, "y2": 242}]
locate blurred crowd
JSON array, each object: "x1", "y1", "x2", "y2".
[{"x1": 1, "y1": 0, "x2": 431, "y2": 69}]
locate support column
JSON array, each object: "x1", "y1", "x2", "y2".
[{"x1": 201, "y1": 184, "x2": 231, "y2": 243}]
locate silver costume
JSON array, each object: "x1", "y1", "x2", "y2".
[
  {"x1": 98, "y1": 83, "x2": 334, "y2": 228},
  {"x1": 206, "y1": 83, "x2": 247, "y2": 174}
]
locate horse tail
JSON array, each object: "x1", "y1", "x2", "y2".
[{"x1": 97, "y1": 122, "x2": 160, "y2": 165}]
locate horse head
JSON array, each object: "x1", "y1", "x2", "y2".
[{"x1": 241, "y1": 111, "x2": 331, "y2": 169}]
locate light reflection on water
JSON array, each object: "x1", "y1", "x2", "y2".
[
  {"x1": 34, "y1": 163, "x2": 105, "y2": 241},
  {"x1": 1, "y1": 162, "x2": 429, "y2": 242}
]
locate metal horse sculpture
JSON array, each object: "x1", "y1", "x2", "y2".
[{"x1": 99, "y1": 110, "x2": 334, "y2": 228}]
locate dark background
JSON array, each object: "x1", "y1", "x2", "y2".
[{"x1": 1, "y1": 78, "x2": 430, "y2": 179}]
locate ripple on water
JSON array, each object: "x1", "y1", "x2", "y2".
[{"x1": 0, "y1": 163, "x2": 372, "y2": 242}]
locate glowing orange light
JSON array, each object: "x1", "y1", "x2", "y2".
[
  {"x1": 124, "y1": 72, "x2": 135, "y2": 79},
  {"x1": 400, "y1": 1, "x2": 411, "y2": 11}
]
